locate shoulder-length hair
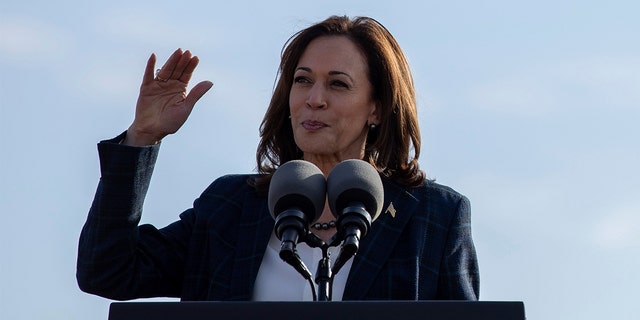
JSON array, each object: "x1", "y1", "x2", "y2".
[{"x1": 255, "y1": 15, "x2": 425, "y2": 188}]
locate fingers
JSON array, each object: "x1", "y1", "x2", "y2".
[
  {"x1": 154, "y1": 48, "x2": 201, "y2": 84},
  {"x1": 142, "y1": 53, "x2": 157, "y2": 84},
  {"x1": 179, "y1": 55, "x2": 200, "y2": 83},
  {"x1": 173, "y1": 50, "x2": 193, "y2": 79},
  {"x1": 185, "y1": 80, "x2": 213, "y2": 108},
  {"x1": 155, "y1": 48, "x2": 183, "y2": 82}
]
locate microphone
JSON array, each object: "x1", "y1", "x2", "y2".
[
  {"x1": 327, "y1": 159, "x2": 384, "y2": 274},
  {"x1": 268, "y1": 160, "x2": 326, "y2": 279}
]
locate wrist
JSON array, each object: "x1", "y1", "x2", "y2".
[{"x1": 122, "y1": 127, "x2": 161, "y2": 146}]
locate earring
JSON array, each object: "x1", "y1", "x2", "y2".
[{"x1": 369, "y1": 123, "x2": 377, "y2": 130}]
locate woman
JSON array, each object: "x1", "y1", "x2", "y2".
[{"x1": 77, "y1": 15, "x2": 479, "y2": 301}]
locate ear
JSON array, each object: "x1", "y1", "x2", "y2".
[{"x1": 368, "y1": 101, "x2": 381, "y2": 126}]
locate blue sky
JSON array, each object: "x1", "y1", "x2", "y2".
[{"x1": 1, "y1": 0, "x2": 639, "y2": 319}]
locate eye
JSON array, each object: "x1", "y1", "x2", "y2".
[
  {"x1": 293, "y1": 76, "x2": 311, "y2": 84},
  {"x1": 330, "y1": 80, "x2": 349, "y2": 88}
]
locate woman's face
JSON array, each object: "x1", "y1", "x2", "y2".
[{"x1": 289, "y1": 36, "x2": 379, "y2": 167}]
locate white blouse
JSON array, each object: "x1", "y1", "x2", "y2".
[{"x1": 252, "y1": 231, "x2": 353, "y2": 301}]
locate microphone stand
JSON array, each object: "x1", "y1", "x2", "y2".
[
  {"x1": 315, "y1": 245, "x2": 332, "y2": 301},
  {"x1": 304, "y1": 234, "x2": 334, "y2": 301},
  {"x1": 295, "y1": 231, "x2": 358, "y2": 302}
]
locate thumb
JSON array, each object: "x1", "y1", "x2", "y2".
[{"x1": 185, "y1": 81, "x2": 213, "y2": 108}]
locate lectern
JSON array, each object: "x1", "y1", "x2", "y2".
[{"x1": 109, "y1": 301, "x2": 525, "y2": 320}]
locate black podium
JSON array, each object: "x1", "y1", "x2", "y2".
[{"x1": 109, "y1": 301, "x2": 525, "y2": 320}]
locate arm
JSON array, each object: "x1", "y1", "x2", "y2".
[
  {"x1": 76, "y1": 135, "x2": 193, "y2": 300},
  {"x1": 77, "y1": 49, "x2": 212, "y2": 300},
  {"x1": 436, "y1": 195, "x2": 480, "y2": 300}
]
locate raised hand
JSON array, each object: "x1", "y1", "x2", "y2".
[{"x1": 123, "y1": 48, "x2": 213, "y2": 146}]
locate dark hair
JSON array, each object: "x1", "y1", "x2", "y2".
[{"x1": 254, "y1": 15, "x2": 424, "y2": 189}]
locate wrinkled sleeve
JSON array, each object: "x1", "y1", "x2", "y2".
[{"x1": 76, "y1": 133, "x2": 193, "y2": 300}]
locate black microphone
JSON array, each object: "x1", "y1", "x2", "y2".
[
  {"x1": 268, "y1": 160, "x2": 326, "y2": 279},
  {"x1": 327, "y1": 159, "x2": 384, "y2": 274}
]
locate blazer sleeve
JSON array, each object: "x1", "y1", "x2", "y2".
[
  {"x1": 436, "y1": 194, "x2": 480, "y2": 300},
  {"x1": 76, "y1": 133, "x2": 193, "y2": 300}
]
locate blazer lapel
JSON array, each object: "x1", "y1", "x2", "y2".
[{"x1": 342, "y1": 178, "x2": 420, "y2": 300}]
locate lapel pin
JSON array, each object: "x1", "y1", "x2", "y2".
[{"x1": 385, "y1": 202, "x2": 396, "y2": 218}]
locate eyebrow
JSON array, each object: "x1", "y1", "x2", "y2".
[{"x1": 295, "y1": 67, "x2": 354, "y2": 82}]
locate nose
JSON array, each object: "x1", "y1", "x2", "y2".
[{"x1": 305, "y1": 83, "x2": 327, "y2": 109}]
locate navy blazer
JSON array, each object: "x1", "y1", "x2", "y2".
[{"x1": 77, "y1": 136, "x2": 479, "y2": 301}]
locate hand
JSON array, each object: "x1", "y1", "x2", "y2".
[{"x1": 123, "y1": 48, "x2": 213, "y2": 146}]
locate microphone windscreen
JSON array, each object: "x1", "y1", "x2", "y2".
[
  {"x1": 327, "y1": 159, "x2": 384, "y2": 221},
  {"x1": 268, "y1": 160, "x2": 326, "y2": 223}
]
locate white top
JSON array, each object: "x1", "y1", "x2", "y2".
[{"x1": 252, "y1": 231, "x2": 353, "y2": 301}]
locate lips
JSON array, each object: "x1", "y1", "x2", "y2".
[{"x1": 301, "y1": 120, "x2": 328, "y2": 130}]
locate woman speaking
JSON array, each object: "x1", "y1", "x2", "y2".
[{"x1": 77, "y1": 15, "x2": 479, "y2": 301}]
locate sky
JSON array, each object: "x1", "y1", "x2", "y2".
[{"x1": 1, "y1": 0, "x2": 639, "y2": 319}]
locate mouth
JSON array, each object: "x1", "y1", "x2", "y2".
[{"x1": 301, "y1": 120, "x2": 328, "y2": 131}]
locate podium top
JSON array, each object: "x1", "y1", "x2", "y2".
[{"x1": 109, "y1": 301, "x2": 525, "y2": 320}]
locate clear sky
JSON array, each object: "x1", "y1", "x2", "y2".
[{"x1": 1, "y1": 0, "x2": 638, "y2": 319}]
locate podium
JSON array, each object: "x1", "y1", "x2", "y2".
[{"x1": 109, "y1": 301, "x2": 525, "y2": 320}]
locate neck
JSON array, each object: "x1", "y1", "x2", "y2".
[{"x1": 303, "y1": 152, "x2": 364, "y2": 176}]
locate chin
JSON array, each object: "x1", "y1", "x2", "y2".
[{"x1": 294, "y1": 136, "x2": 331, "y2": 154}]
